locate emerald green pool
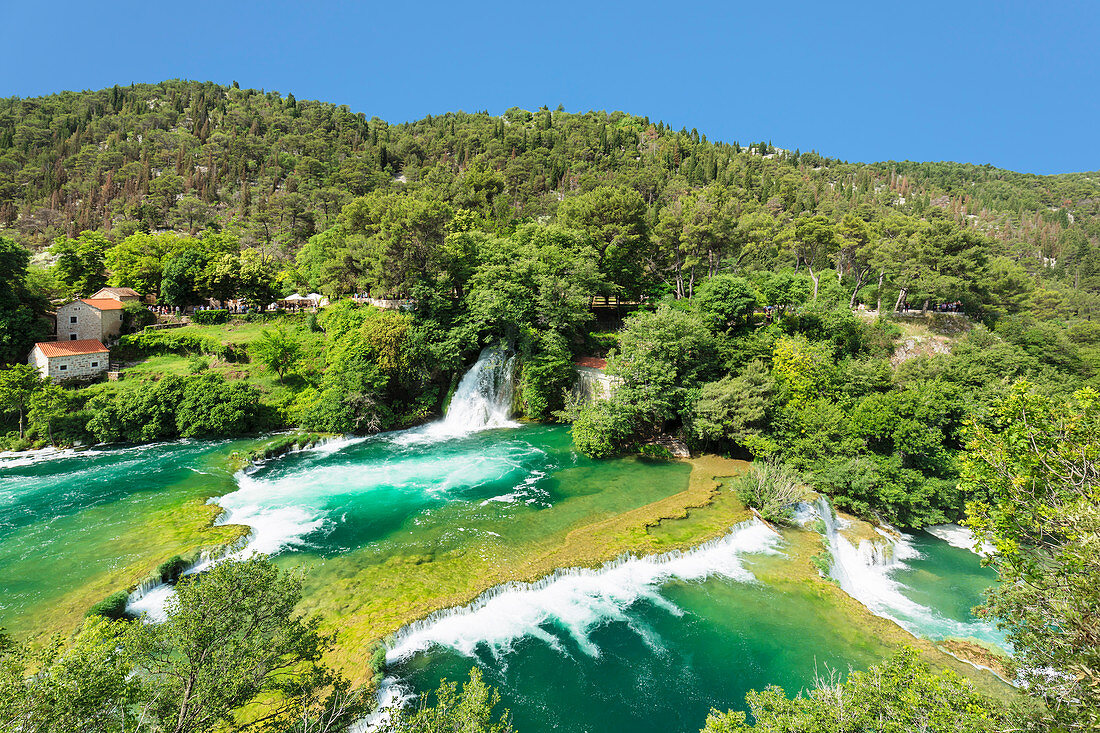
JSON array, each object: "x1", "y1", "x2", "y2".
[{"x1": 0, "y1": 415, "x2": 1003, "y2": 733}]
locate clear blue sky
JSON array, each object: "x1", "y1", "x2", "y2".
[{"x1": 4, "y1": 0, "x2": 1097, "y2": 174}]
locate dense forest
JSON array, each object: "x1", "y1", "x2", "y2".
[{"x1": 1, "y1": 80, "x2": 1099, "y2": 731}]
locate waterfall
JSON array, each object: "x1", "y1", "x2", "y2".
[
  {"x1": 396, "y1": 346, "x2": 518, "y2": 444},
  {"x1": 925, "y1": 523, "x2": 995, "y2": 556},
  {"x1": 126, "y1": 533, "x2": 254, "y2": 621},
  {"x1": 810, "y1": 495, "x2": 1002, "y2": 645},
  {"x1": 442, "y1": 345, "x2": 517, "y2": 432},
  {"x1": 384, "y1": 519, "x2": 782, "y2": 664}
]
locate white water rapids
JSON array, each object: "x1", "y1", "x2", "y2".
[
  {"x1": 806, "y1": 497, "x2": 1003, "y2": 647},
  {"x1": 127, "y1": 345, "x2": 521, "y2": 620},
  {"x1": 385, "y1": 519, "x2": 783, "y2": 663}
]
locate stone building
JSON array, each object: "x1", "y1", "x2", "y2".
[
  {"x1": 56, "y1": 298, "x2": 127, "y2": 343},
  {"x1": 89, "y1": 286, "x2": 142, "y2": 303},
  {"x1": 28, "y1": 340, "x2": 109, "y2": 381}
]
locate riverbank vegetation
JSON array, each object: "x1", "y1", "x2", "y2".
[
  {"x1": 1, "y1": 556, "x2": 373, "y2": 733},
  {"x1": 2, "y1": 82, "x2": 1099, "y2": 531},
  {"x1": 1, "y1": 80, "x2": 1099, "y2": 730}
]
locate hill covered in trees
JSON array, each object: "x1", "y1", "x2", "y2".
[
  {"x1": 1, "y1": 79, "x2": 1099, "y2": 297},
  {"x1": 2, "y1": 79, "x2": 1100, "y2": 732}
]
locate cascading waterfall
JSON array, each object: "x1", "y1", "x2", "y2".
[
  {"x1": 363, "y1": 520, "x2": 782, "y2": 731},
  {"x1": 809, "y1": 495, "x2": 1003, "y2": 646},
  {"x1": 385, "y1": 519, "x2": 782, "y2": 664},
  {"x1": 925, "y1": 523, "x2": 995, "y2": 556},
  {"x1": 126, "y1": 346, "x2": 523, "y2": 621},
  {"x1": 399, "y1": 345, "x2": 518, "y2": 443},
  {"x1": 126, "y1": 534, "x2": 254, "y2": 620}
]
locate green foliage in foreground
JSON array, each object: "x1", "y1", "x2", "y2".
[
  {"x1": 700, "y1": 648, "x2": 1016, "y2": 733},
  {"x1": 381, "y1": 668, "x2": 515, "y2": 733},
  {"x1": 0, "y1": 556, "x2": 372, "y2": 733},
  {"x1": 962, "y1": 383, "x2": 1100, "y2": 731}
]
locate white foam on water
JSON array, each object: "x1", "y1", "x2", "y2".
[
  {"x1": 304, "y1": 435, "x2": 370, "y2": 457},
  {"x1": 0, "y1": 446, "x2": 105, "y2": 468},
  {"x1": 129, "y1": 346, "x2": 529, "y2": 622},
  {"x1": 813, "y1": 498, "x2": 1003, "y2": 646},
  {"x1": 385, "y1": 519, "x2": 783, "y2": 664},
  {"x1": 925, "y1": 523, "x2": 995, "y2": 556},
  {"x1": 355, "y1": 676, "x2": 414, "y2": 732},
  {"x1": 391, "y1": 346, "x2": 518, "y2": 446},
  {"x1": 126, "y1": 583, "x2": 176, "y2": 623}
]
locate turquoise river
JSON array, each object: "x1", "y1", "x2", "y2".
[{"x1": 0, "y1": 350, "x2": 1009, "y2": 732}]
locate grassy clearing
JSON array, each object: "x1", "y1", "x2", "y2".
[{"x1": 85, "y1": 314, "x2": 325, "y2": 404}]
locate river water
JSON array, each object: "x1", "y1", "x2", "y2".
[{"x1": 0, "y1": 347, "x2": 1005, "y2": 731}]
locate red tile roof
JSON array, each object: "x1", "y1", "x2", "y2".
[
  {"x1": 35, "y1": 339, "x2": 109, "y2": 358},
  {"x1": 81, "y1": 298, "x2": 126, "y2": 310},
  {"x1": 575, "y1": 357, "x2": 608, "y2": 369}
]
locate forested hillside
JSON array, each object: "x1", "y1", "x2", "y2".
[
  {"x1": 1, "y1": 79, "x2": 1099, "y2": 300},
  {"x1": 2, "y1": 79, "x2": 1100, "y2": 731}
]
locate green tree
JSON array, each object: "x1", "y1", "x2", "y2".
[
  {"x1": 252, "y1": 327, "x2": 302, "y2": 381},
  {"x1": 104, "y1": 232, "x2": 188, "y2": 296},
  {"x1": 695, "y1": 275, "x2": 757, "y2": 332},
  {"x1": 0, "y1": 363, "x2": 43, "y2": 437},
  {"x1": 701, "y1": 648, "x2": 1012, "y2": 733},
  {"x1": 29, "y1": 381, "x2": 66, "y2": 446},
  {"x1": 687, "y1": 360, "x2": 774, "y2": 449},
  {"x1": 0, "y1": 617, "x2": 140, "y2": 733},
  {"x1": 51, "y1": 231, "x2": 110, "y2": 295},
  {"x1": 127, "y1": 555, "x2": 341, "y2": 733},
  {"x1": 790, "y1": 215, "x2": 839, "y2": 301},
  {"x1": 961, "y1": 382, "x2": 1100, "y2": 730},
  {"x1": 0, "y1": 236, "x2": 49, "y2": 364},
  {"x1": 558, "y1": 185, "x2": 649, "y2": 297},
  {"x1": 383, "y1": 668, "x2": 515, "y2": 733},
  {"x1": 160, "y1": 248, "x2": 209, "y2": 306},
  {"x1": 771, "y1": 335, "x2": 835, "y2": 402},
  {"x1": 609, "y1": 306, "x2": 716, "y2": 428}
]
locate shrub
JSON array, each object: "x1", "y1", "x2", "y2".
[
  {"x1": 572, "y1": 400, "x2": 634, "y2": 458},
  {"x1": 155, "y1": 555, "x2": 191, "y2": 584},
  {"x1": 122, "y1": 302, "x2": 156, "y2": 334},
  {"x1": 521, "y1": 334, "x2": 575, "y2": 421},
  {"x1": 191, "y1": 309, "x2": 229, "y2": 325},
  {"x1": 639, "y1": 444, "x2": 674, "y2": 460},
  {"x1": 86, "y1": 590, "x2": 131, "y2": 620},
  {"x1": 117, "y1": 330, "x2": 227, "y2": 359},
  {"x1": 733, "y1": 457, "x2": 804, "y2": 524}
]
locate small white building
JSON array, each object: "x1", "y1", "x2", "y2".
[{"x1": 28, "y1": 340, "x2": 109, "y2": 381}]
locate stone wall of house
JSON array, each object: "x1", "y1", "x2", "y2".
[
  {"x1": 56, "y1": 302, "x2": 105, "y2": 342},
  {"x1": 55, "y1": 302, "x2": 124, "y2": 342},
  {"x1": 29, "y1": 349, "x2": 109, "y2": 381},
  {"x1": 100, "y1": 308, "x2": 124, "y2": 340}
]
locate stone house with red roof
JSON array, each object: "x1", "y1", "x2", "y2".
[
  {"x1": 56, "y1": 297, "x2": 127, "y2": 343},
  {"x1": 89, "y1": 286, "x2": 142, "y2": 303},
  {"x1": 28, "y1": 340, "x2": 109, "y2": 381}
]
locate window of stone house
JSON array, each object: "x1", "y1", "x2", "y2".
[
  {"x1": 91, "y1": 361, "x2": 99, "y2": 367},
  {"x1": 58, "y1": 364, "x2": 67, "y2": 371},
  {"x1": 70, "y1": 334, "x2": 77, "y2": 340},
  {"x1": 70, "y1": 316, "x2": 77, "y2": 323}
]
